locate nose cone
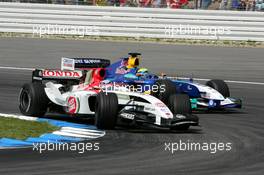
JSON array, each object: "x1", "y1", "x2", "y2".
[{"x1": 207, "y1": 88, "x2": 225, "y2": 100}]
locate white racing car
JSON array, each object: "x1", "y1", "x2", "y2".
[{"x1": 18, "y1": 58, "x2": 199, "y2": 130}]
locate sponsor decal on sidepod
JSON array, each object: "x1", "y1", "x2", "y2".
[{"x1": 67, "y1": 96, "x2": 80, "y2": 114}]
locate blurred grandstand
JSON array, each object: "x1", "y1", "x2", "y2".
[{"x1": 0, "y1": 0, "x2": 263, "y2": 11}]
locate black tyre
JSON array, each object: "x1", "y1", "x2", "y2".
[
  {"x1": 206, "y1": 79, "x2": 230, "y2": 97},
  {"x1": 152, "y1": 79, "x2": 177, "y2": 105},
  {"x1": 168, "y1": 94, "x2": 191, "y2": 114},
  {"x1": 95, "y1": 92, "x2": 118, "y2": 129},
  {"x1": 19, "y1": 83, "x2": 49, "y2": 116}
]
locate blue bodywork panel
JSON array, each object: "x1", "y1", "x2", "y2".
[
  {"x1": 105, "y1": 58, "x2": 201, "y2": 98},
  {"x1": 105, "y1": 57, "x2": 242, "y2": 110},
  {"x1": 171, "y1": 80, "x2": 201, "y2": 98}
]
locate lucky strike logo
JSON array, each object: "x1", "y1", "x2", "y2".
[
  {"x1": 43, "y1": 70, "x2": 81, "y2": 77},
  {"x1": 67, "y1": 96, "x2": 78, "y2": 114}
]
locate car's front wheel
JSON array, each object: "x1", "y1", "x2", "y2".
[
  {"x1": 168, "y1": 94, "x2": 192, "y2": 115},
  {"x1": 94, "y1": 92, "x2": 118, "y2": 129},
  {"x1": 168, "y1": 94, "x2": 192, "y2": 130},
  {"x1": 206, "y1": 79, "x2": 230, "y2": 97}
]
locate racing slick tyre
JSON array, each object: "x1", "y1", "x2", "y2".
[
  {"x1": 19, "y1": 83, "x2": 49, "y2": 116},
  {"x1": 95, "y1": 92, "x2": 118, "y2": 129},
  {"x1": 206, "y1": 79, "x2": 230, "y2": 97},
  {"x1": 168, "y1": 94, "x2": 192, "y2": 115},
  {"x1": 152, "y1": 79, "x2": 177, "y2": 105},
  {"x1": 169, "y1": 94, "x2": 192, "y2": 130}
]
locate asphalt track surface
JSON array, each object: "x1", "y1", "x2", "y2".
[{"x1": 0, "y1": 38, "x2": 263, "y2": 175}]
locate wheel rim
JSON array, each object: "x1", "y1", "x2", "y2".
[{"x1": 20, "y1": 89, "x2": 31, "y2": 112}]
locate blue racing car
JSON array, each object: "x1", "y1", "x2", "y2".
[{"x1": 105, "y1": 53, "x2": 242, "y2": 110}]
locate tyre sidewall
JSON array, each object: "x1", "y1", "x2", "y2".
[
  {"x1": 95, "y1": 92, "x2": 118, "y2": 129},
  {"x1": 169, "y1": 94, "x2": 191, "y2": 114},
  {"x1": 19, "y1": 83, "x2": 48, "y2": 116},
  {"x1": 206, "y1": 79, "x2": 230, "y2": 97}
]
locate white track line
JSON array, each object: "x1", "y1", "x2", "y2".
[
  {"x1": 60, "y1": 127, "x2": 105, "y2": 136},
  {"x1": 0, "y1": 66, "x2": 34, "y2": 71},
  {"x1": 168, "y1": 76, "x2": 264, "y2": 86},
  {"x1": 0, "y1": 65, "x2": 264, "y2": 85},
  {"x1": 0, "y1": 113, "x2": 37, "y2": 121},
  {"x1": 52, "y1": 131, "x2": 100, "y2": 139},
  {"x1": 61, "y1": 127, "x2": 104, "y2": 133}
]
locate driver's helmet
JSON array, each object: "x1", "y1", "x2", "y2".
[{"x1": 137, "y1": 68, "x2": 148, "y2": 75}]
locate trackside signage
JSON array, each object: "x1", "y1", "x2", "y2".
[{"x1": 43, "y1": 70, "x2": 82, "y2": 78}]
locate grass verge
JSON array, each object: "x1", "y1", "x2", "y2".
[
  {"x1": 1, "y1": 32, "x2": 264, "y2": 48},
  {"x1": 0, "y1": 117, "x2": 59, "y2": 140}
]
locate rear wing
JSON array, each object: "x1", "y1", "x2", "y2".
[
  {"x1": 32, "y1": 57, "x2": 111, "y2": 83},
  {"x1": 61, "y1": 57, "x2": 111, "y2": 70},
  {"x1": 32, "y1": 69, "x2": 83, "y2": 83}
]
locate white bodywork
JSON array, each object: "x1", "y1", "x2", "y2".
[
  {"x1": 190, "y1": 82, "x2": 225, "y2": 100},
  {"x1": 189, "y1": 82, "x2": 238, "y2": 107},
  {"x1": 44, "y1": 82, "x2": 175, "y2": 125}
]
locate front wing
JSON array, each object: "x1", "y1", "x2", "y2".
[
  {"x1": 117, "y1": 109, "x2": 199, "y2": 129},
  {"x1": 195, "y1": 97, "x2": 242, "y2": 110}
]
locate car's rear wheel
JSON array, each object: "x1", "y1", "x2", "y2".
[
  {"x1": 95, "y1": 92, "x2": 118, "y2": 129},
  {"x1": 19, "y1": 83, "x2": 49, "y2": 116},
  {"x1": 168, "y1": 94, "x2": 192, "y2": 115},
  {"x1": 152, "y1": 79, "x2": 177, "y2": 105},
  {"x1": 206, "y1": 79, "x2": 230, "y2": 97}
]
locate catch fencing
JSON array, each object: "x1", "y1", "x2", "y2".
[{"x1": 0, "y1": 2, "x2": 264, "y2": 41}]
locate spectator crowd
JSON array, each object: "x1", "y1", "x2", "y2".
[
  {"x1": 103, "y1": 0, "x2": 264, "y2": 10},
  {"x1": 2, "y1": 0, "x2": 264, "y2": 10}
]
